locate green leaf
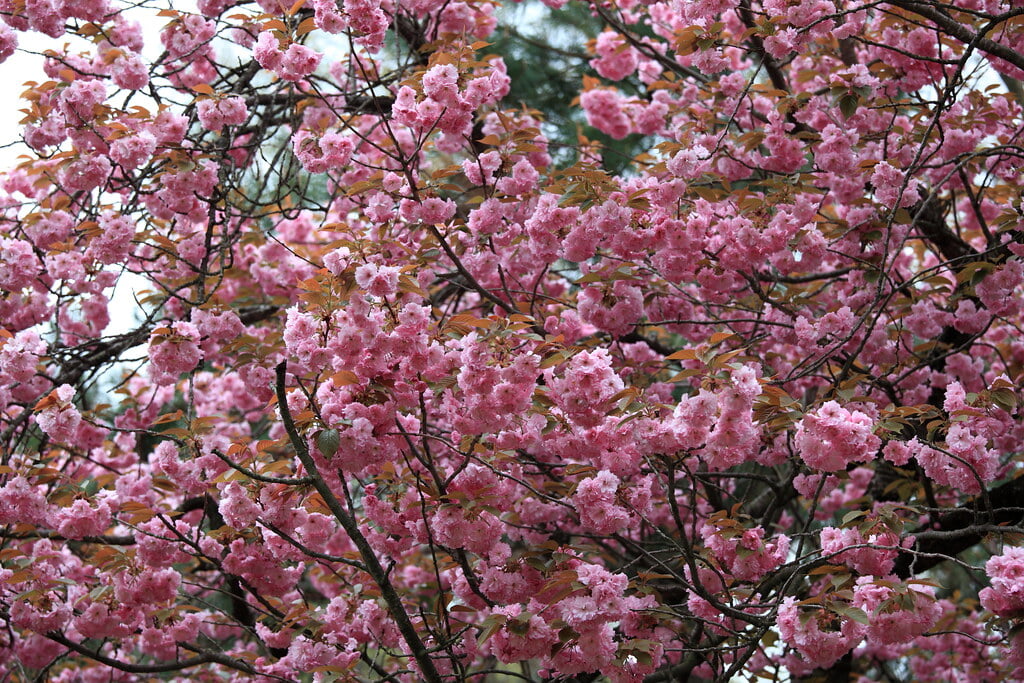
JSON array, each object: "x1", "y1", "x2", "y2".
[
  {"x1": 476, "y1": 613, "x2": 507, "y2": 645},
  {"x1": 316, "y1": 429, "x2": 340, "y2": 457},
  {"x1": 830, "y1": 603, "x2": 870, "y2": 625},
  {"x1": 839, "y1": 93, "x2": 860, "y2": 119}
]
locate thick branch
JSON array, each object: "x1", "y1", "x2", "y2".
[
  {"x1": 1, "y1": 530, "x2": 134, "y2": 545},
  {"x1": 895, "y1": 475, "x2": 1024, "y2": 578},
  {"x1": 274, "y1": 362, "x2": 442, "y2": 683},
  {"x1": 52, "y1": 304, "x2": 278, "y2": 389},
  {"x1": 46, "y1": 632, "x2": 259, "y2": 676},
  {"x1": 887, "y1": 2, "x2": 1024, "y2": 73}
]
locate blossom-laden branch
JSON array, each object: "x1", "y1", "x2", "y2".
[{"x1": 1, "y1": 0, "x2": 1024, "y2": 680}]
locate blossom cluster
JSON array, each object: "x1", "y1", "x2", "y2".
[{"x1": 1, "y1": 0, "x2": 1023, "y2": 679}]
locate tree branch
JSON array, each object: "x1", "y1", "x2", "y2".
[{"x1": 274, "y1": 362, "x2": 442, "y2": 683}]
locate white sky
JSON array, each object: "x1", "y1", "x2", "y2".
[
  {"x1": 0, "y1": 32, "x2": 49, "y2": 167},
  {"x1": 0, "y1": 11, "x2": 195, "y2": 338}
]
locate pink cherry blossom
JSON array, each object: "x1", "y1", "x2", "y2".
[{"x1": 796, "y1": 401, "x2": 880, "y2": 471}]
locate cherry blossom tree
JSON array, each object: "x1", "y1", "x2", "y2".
[{"x1": 2, "y1": 0, "x2": 1024, "y2": 680}]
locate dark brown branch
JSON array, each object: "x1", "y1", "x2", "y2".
[
  {"x1": 913, "y1": 195, "x2": 974, "y2": 263},
  {"x1": 274, "y1": 362, "x2": 442, "y2": 683},
  {"x1": 895, "y1": 476, "x2": 1024, "y2": 578},
  {"x1": 51, "y1": 304, "x2": 278, "y2": 388},
  {"x1": 887, "y1": 2, "x2": 1024, "y2": 73},
  {"x1": 45, "y1": 632, "x2": 260, "y2": 676},
  {"x1": 0, "y1": 530, "x2": 134, "y2": 545}
]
